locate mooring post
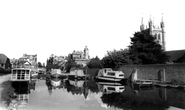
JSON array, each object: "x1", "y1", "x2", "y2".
[{"x1": 158, "y1": 68, "x2": 166, "y2": 83}]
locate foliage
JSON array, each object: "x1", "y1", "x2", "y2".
[
  {"x1": 101, "y1": 49, "x2": 132, "y2": 69},
  {"x1": 46, "y1": 56, "x2": 60, "y2": 71},
  {"x1": 129, "y1": 30, "x2": 169, "y2": 64},
  {"x1": 37, "y1": 62, "x2": 43, "y2": 67},
  {"x1": 65, "y1": 59, "x2": 81, "y2": 72},
  {"x1": 87, "y1": 56, "x2": 103, "y2": 68}
]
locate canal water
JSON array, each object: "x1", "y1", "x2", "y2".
[{"x1": 0, "y1": 75, "x2": 185, "y2": 110}]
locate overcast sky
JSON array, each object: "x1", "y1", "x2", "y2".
[{"x1": 0, "y1": 0, "x2": 185, "y2": 63}]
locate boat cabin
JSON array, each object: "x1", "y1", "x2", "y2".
[
  {"x1": 97, "y1": 68, "x2": 124, "y2": 78},
  {"x1": 11, "y1": 68, "x2": 32, "y2": 81}
]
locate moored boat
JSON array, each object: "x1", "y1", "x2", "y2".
[
  {"x1": 95, "y1": 68, "x2": 124, "y2": 82},
  {"x1": 11, "y1": 68, "x2": 32, "y2": 82},
  {"x1": 68, "y1": 69, "x2": 85, "y2": 79}
]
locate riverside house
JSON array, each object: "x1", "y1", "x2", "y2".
[{"x1": 0, "y1": 54, "x2": 11, "y2": 70}]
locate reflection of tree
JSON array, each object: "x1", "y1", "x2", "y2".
[
  {"x1": 101, "y1": 91, "x2": 169, "y2": 110},
  {"x1": 45, "y1": 77, "x2": 52, "y2": 95},
  {"x1": 0, "y1": 81, "x2": 15, "y2": 107},
  {"x1": 86, "y1": 80, "x2": 99, "y2": 93}
]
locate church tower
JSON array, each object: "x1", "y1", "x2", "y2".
[
  {"x1": 84, "y1": 46, "x2": 89, "y2": 59},
  {"x1": 140, "y1": 14, "x2": 166, "y2": 51}
]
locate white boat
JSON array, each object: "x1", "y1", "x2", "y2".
[
  {"x1": 96, "y1": 68, "x2": 124, "y2": 82},
  {"x1": 68, "y1": 69, "x2": 85, "y2": 79},
  {"x1": 11, "y1": 68, "x2": 32, "y2": 81}
]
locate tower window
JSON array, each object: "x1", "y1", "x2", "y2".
[
  {"x1": 158, "y1": 34, "x2": 161, "y2": 40},
  {"x1": 154, "y1": 34, "x2": 157, "y2": 39}
]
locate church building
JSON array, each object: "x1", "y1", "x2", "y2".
[
  {"x1": 139, "y1": 15, "x2": 185, "y2": 63},
  {"x1": 140, "y1": 15, "x2": 166, "y2": 50}
]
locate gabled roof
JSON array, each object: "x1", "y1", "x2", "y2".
[
  {"x1": 0, "y1": 54, "x2": 8, "y2": 64},
  {"x1": 165, "y1": 49, "x2": 185, "y2": 62}
]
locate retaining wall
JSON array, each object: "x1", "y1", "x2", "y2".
[{"x1": 118, "y1": 64, "x2": 185, "y2": 82}]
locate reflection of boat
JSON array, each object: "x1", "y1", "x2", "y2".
[
  {"x1": 69, "y1": 80, "x2": 84, "y2": 88},
  {"x1": 9, "y1": 82, "x2": 32, "y2": 109},
  {"x1": 68, "y1": 69, "x2": 85, "y2": 79},
  {"x1": 51, "y1": 78, "x2": 62, "y2": 87},
  {"x1": 97, "y1": 82, "x2": 125, "y2": 94},
  {"x1": 96, "y1": 68, "x2": 124, "y2": 82}
]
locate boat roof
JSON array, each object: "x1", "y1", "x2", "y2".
[{"x1": 12, "y1": 68, "x2": 32, "y2": 70}]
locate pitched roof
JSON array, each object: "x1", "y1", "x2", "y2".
[
  {"x1": 0, "y1": 54, "x2": 8, "y2": 64},
  {"x1": 165, "y1": 50, "x2": 185, "y2": 62}
]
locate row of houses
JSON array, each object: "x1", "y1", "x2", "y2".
[
  {"x1": 0, "y1": 49, "x2": 185, "y2": 71},
  {"x1": 0, "y1": 54, "x2": 38, "y2": 71}
]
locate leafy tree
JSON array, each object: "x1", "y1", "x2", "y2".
[
  {"x1": 87, "y1": 56, "x2": 103, "y2": 68},
  {"x1": 129, "y1": 30, "x2": 169, "y2": 64},
  {"x1": 37, "y1": 62, "x2": 42, "y2": 67},
  {"x1": 65, "y1": 59, "x2": 81, "y2": 72},
  {"x1": 101, "y1": 49, "x2": 132, "y2": 69},
  {"x1": 46, "y1": 55, "x2": 60, "y2": 71}
]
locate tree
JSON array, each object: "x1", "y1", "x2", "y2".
[
  {"x1": 37, "y1": 62, "x2": 42, "y2": 67},
  {"x1": 101, "y1": 49, "x2": 132, "y2": 69},
  {"x1": 46, "y1": 55, "x2": 60, "y2": 71},
  {"x1": 129, "y1": 30, "x2": 169, "y2": 64},
  {"x1": 87, "y1": 56, "x2": 102, "y2": 68}
]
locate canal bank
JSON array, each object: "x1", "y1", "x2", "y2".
[{"x1": 118, "y1": 64, "x2": 185, "y2": 84}]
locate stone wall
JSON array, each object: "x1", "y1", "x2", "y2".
[{"x1": 118, "y1": 64, "x2": 185, "y2": 82}]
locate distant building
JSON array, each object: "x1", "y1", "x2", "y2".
[
  {"x1": 0, "y1": 54, "x2": 11, "y2": 69},
  {"x1": 140, "y1": 15, "x2": 166, "y2": 50},
  {"x1": 70, "y1": 46, "x2": 90, "y2": 66},
  {"x1": 53, "y1": 55, "x2": 67, "y2": 68},
  {"x1": 17, "y1": 54, "x2": 37, "y2": 68}
]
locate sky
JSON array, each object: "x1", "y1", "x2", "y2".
[{"x1": 0, "y1": 0, "x2": 185, "y2": 64}]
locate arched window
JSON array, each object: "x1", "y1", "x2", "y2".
[{"x1": 154, "y1": 34, "x2": 157, "y2": 39}]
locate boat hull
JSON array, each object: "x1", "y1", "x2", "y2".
[{"x1": 96, "y1": 76, "x2": 123, "y2": 82}]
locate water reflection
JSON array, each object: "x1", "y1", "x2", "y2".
[
  {"x1": 1, "y1": 75, "x2": 185, "y2": 110},
  {"x1": 1, "y1": 79, "x2": 36, "y2": 110}
]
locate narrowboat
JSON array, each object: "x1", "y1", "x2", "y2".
[{"x1": 96, "y1": 68, "x2": 124, "y2": 82}]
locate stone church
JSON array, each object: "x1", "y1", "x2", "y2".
[
  {"x1": 140, "y1": 16, "x2": 165, "y2": 50},
  {"x1": 139, "y1": 16, "x2": 185, "y2": 63}
]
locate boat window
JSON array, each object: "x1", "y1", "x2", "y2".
[
  {"x1": 107, "y1": 87, "x2": 115, "y2": 91},
  {"x1": 120, "y1": 87, "x2": 125, "y2": 90},
  {"x1": 119, "y1": 74, "x2": 124, "y2": 76},
  {"x1": 22, "y1": 70, "x2": 25, "y2": 74},
  {"x1": 26, "y1": 70, "x2": 30, "y2": 74},
  {"x1": 13, "y1": 70, "x2": 17, "y2": 74},
  {"x1": 107, "y1": 72, "x2": 115, "y2": 76},
  {"x1": 18, "y1": 70, "x2": 21, "y2": 74}
]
